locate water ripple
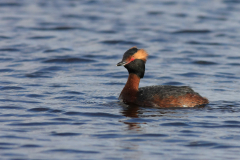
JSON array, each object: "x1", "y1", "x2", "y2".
[
  {"x1": 20, "y1": 26, "x2": 88, "y2": 31},
  {"x1": 8, "y1": 122, "x2": 70, "y2": 126},
  {"x1": 186, "y1": 141, "x2": 217, "y2": 147},
  {"x1": 178, "y1": 72, "x2": 205, "y2": 77},
  {"x1": 172, "y1": 29, "x2": 211, "y2": 34},
  {"x1": 43, "y1": 56, "x2": 95, "y2": 63},
  {"x1": 28, "y1": 107, "x2": 52, "y2": 112},
  {"x1": 0, "y1": 35, "x2": 11, "y2": 39},
  {"x1": 25, "y1": 71, "x2": 53, "y2": 78},
  {"x1": 43, "y1": 149, "x2": 99, "y2": 154},
  {"x1": 0, "y1": 135, "x2": 32, "y2": 140},
  {"x1": 161, "y1": 122, "x2": 189, "y2": 126},
  {"x1": 101, "y1": 40, "x2": 141, "y2": 45},
  {"x1": 65, "y1": 111, "x2": 124, "y2": 118},
  {"x1": 192, "y1": 60, "x2": 218, "y2": 65},
  {"x1": 0, "y1": 86, "x2": 24, "y2": 90},
  {"x1": 0, "y1": 48, "x2": 20, "y2": 52},
  {"x1": 25, "y1": 66, "x2": 63, "y2": 78},
  {"x1": 21, "y1": 144, "x2": 42, "y2": 148},
  {"x1": 43, "y1": 48, "x2": 72, "y2": 53},
  {"x1": 0, "y1": 2, "x2": 22, "y2": 7},
  {"x1": 28, "y1": 36, "x2": 55, "y2": 40},
  {"x1": 51, "y1": 132, "x2": 81, "y2": 136},
  {"x1": 0, "y1": 106, "x2": 24, "y2": 110},
  {"x1": 186, "y1": 41, "x2": 225, "y2": 46},
  {"x1": 0, "y1": 69, "x2": 14, "y2": 72},
  {"x1": 62, "y1": 14, "x2": 103, "y2": 20}
]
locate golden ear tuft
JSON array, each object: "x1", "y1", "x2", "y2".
[{"x1": 133, "y1": 49, "x2": 148, "y2": 62}]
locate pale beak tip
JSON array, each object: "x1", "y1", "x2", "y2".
[{"x1": 117, "y1": 61, "x2": 126, "y2": 66}]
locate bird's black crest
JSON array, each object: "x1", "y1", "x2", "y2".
[{"x1": 122, "y1": 48, "x2": 138, "y2": 60}]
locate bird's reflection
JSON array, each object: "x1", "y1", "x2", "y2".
[
  {"x1": 120, "y1": 104, "x2": 142, "y2": 131},
  {"x1": 121, "y1": 104, "x2": 140, "y2": 118},
  {"x1": 119, "y1": 102, "x2": 159, "y2": 131},
  {"x1": 119, "y1": 101, "x2": 206, "y2": 131}
]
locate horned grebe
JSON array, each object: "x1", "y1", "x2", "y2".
[{"x1": 117, "y1": 47, "x2": 209, "y2": 108}]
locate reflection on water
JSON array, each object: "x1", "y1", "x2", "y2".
[
  {"x1": 121, "y1": 104, "x2": 142, "y2": 131},
  {"x1": 121, "y1": 104, "x2": 140, "y2": 118},
  {"x1": 119, "y1": 102, "x2": 206, "y2": 132}
]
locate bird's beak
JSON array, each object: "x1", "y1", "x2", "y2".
[{"x1": 116, "y1": 61, "x2": 127, "y2": 66}]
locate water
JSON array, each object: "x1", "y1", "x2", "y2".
[{"x1": 0, "y1": 0, "x2": 240, "y2": 159}]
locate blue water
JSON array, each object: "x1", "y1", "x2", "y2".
[{"x1": 0, "y1": 0, "x2": 240, "y2": 159}]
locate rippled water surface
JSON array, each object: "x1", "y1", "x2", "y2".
[{"x1": 1, "y1": 0, "x2": 240, "y2": 159}]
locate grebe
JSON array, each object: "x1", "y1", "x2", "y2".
[{"x1": 117, "y1": 47, "x2": 209, "y2": 108}]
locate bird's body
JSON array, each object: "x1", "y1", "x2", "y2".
[{"x1": 117, "y1": 47, "x2": 208, "y2": 108}]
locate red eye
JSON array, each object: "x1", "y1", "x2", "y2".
[{"x1": 130, "y1": 57, "x2": 135, "y2": 62}]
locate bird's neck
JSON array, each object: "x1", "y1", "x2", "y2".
[{"x1": 119, "y1": 73, "x2": 140, "y2": 103}]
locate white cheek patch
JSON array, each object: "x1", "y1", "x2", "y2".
[{"x1": 182, "y1": 105, "x2": 188, "y2": 108}]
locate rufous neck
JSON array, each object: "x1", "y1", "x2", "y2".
[
  {"x1": 124, "y1": 73, "x2": 140, "y2": 91},
  {"x1": 119, "y1": 73, "x2": 140, "y2": 103}
]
